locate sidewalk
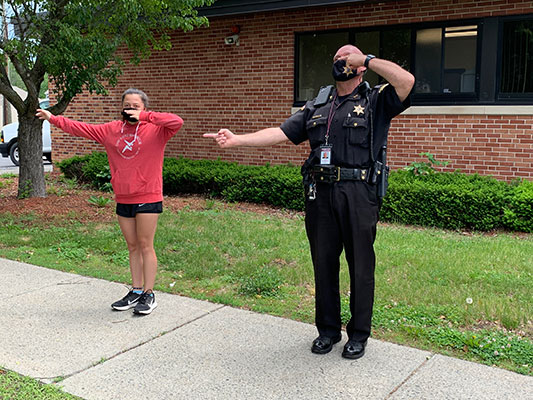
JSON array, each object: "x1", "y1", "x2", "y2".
[{"x1": 1, "y1": 258, "x2": 531, "y2": 399}]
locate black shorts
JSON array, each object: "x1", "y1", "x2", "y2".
[{"x1": 116, "y1": 201, "x2": 163, "y2": 218}]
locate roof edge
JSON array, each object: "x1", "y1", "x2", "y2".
[{"x1": 198, "y1": 0, "x2": 374, "y2": 17}]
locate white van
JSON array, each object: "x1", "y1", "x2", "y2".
[{"x1": 0, "y1": 100, "x2": 51, "y2": 166}]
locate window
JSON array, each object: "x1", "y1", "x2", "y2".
[
  {"x1": 499, "y1": 19, "x2": 533, "y2": 98},
  {"x1": 295, "y1": 28, "x2": 411, "y2": 103},
  {"x1": 295, "y1": 23, "x2": 477, "y2": 105},
  {"x1": 296, "y1": 31, "x2": 349, "y2": 102},
  {"x1": 355, "y1": 29, "x2": 411, "y2": 87},
  {"x1": 295, "y1": 17, "x2": 533, "y2": 106},
  {"x1": 415, "y1": 25, "x2": 478, "y2": 97}
]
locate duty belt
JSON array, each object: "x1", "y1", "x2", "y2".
[{"x1": 311, "y1": 165, "x2": 370, "y2": 183}]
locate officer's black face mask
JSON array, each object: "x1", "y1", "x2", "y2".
[
  {"x1": 121, "y1": 108, "x2": 138, "y2": 122},
  {"x1": 332, "y1": 59, "x2": 360, "y2": 82}
]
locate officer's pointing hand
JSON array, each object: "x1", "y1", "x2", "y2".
[{"x1": 203, "y1": 128, "x2": 237, "y2": 148}]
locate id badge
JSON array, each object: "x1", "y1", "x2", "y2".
[{"x1": 320, "y1": 145, "x2": 332, "y2": 165}]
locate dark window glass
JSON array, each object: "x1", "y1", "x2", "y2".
[
  {"x1": 297, "y1": 31, "x2": 349, "y2": 102},
  {"x1": 382, "y1": 29, "x2": 411, "y2": 84},
  {"x1": 444, "y1": 26, "x2": 477, "y2": 93},
  {"x1": 355, "y1": 29, "x2": 411, "y2": 86},
  {"x1": 415, "y1": 28, "x2": 441, "y2": 93},
  {"x1": 294, "y1": 23, "x2": 485, "y2": 105},
  {"x1": 296, "y1": 28, "x2": 411, "y2": 101},
  {"x1": 355, "y1": 31, "x2": 380, "y2": 86},
  {"x1": 415, "y1": 25, "x2": 478, "y2": 95},
  {"x1": 500, "y1": 20, "x2": 533, "y2": 95}
]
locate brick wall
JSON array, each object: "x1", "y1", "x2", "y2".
[
  {"x1": 51, "y1": 0, "x2": 533, "y2": 181},
  {"x1": 390, "y1": 114, "x2": 533, "y2": 180}
]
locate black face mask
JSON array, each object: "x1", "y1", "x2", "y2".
[
  {"x1": 121, "y1": 108, "x2": 138, "y2": 122},
  {"x1": 332, "y1": 59, "x2": 360, "y2": 82}
]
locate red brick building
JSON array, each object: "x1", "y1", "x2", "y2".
[{"x1": 52, "y1": 0, "x2": 533, "y2": 181}]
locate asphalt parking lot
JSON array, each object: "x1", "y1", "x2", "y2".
[{"x1": 0, "y1": 157, "x2": 53, "y2": 173}]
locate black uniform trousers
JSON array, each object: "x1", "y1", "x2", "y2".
[{"x1": 305, "y1": 179, "x2": 379, "y2": 342}]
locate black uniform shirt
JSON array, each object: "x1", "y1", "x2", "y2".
[{"x1": 281, "y1": 82, "x2": 410, "y2": 168}]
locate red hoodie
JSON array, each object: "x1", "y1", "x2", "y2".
[{"x1": 50, "y1": 111, "x2": 183, "y2": 204}]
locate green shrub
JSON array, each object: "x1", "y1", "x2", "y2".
[
  {"x1": 353, "y1": 170, "x2": 528, "y2": 232},
  {"x1": 502, "y1": 180, "x2": 533, "y2": 233},
  {"x1": 162, "y1": 157, "x2": 304, "y2": 210},
  {"x1": 84, "y1": 153, "x2": 111, "y2": 188},
  {"x1": 381, "y1": 170, "x2": 513, "y2": 231},
  {"x1": 56, "y1": 152, "x2": 110, "y2": 190},
  {"x1": 404, "y1": 152, "x2": 449, "y2": 175},
  {"x1": 56, "y1": 154, "x2": 90, "y2": 181},
  {"x1": 57, "y1": 152, "x2": 533, "y2": 232},
  {"x1": 162, "y1": 157, "x2": 237, "y2": 195}
]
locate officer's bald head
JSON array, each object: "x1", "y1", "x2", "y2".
[{"x1": 334, "y1": 45, "x2": 363, "y2": 61}]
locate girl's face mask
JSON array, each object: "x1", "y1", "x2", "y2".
[{"x1": 121, "y1": 108, "x2": 138, "y2": 122}]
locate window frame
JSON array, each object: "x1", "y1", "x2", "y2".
[{"x1": 495, "y1": 14, "x2": 533, "y2": 103}]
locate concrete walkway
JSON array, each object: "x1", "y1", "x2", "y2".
[{"x1": 1, "y1": 258, "x2": 531, "y2": 399}]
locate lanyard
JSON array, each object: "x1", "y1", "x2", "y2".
[{"x1": 325, "y1": 94, "x2": 343, "y2": 146}]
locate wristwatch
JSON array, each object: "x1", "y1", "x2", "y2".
[{"x1": 364, "y1": 54, "x2": 376, "y2": 68}]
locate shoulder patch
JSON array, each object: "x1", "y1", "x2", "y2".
[{"x1": 378, "y1": 83, "x2": 389, "y2": 94}]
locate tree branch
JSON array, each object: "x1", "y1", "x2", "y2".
[
  {"x1": 8, "y1": 54, "x2": 38, "y2": 99},
  {"x1": 29, "y1": 53, "x2": 46, "y2": 89},
  {"x1": 0, "y1": 65, "x2": 24, "y2": 111},
  {"x1": 47, "y1": 90, "x2": 73, "y2": 115},
  {"x1": 7, "y1": 0, "x2": 27, "y2": 40}
]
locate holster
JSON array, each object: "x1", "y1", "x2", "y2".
[{"x1": 374, "y1": 160, "x2": 390, "y2": 198}]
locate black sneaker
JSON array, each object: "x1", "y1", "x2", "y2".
[
  {"x1": 111, "y1": 290, "x2": 142, "y2": 311},
  {"x1": 133, "y1": 291, "x2": 158, "y2": 315}
]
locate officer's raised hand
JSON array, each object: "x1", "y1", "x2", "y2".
[
  {"x1": 342, "y1": 53, "x2": 367, "y2": 75},
  {"x1": 344, "y1": 51, "x2": 414, "y2": 102}
]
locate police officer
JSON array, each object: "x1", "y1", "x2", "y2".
[{"x1": 204, "y1": 44, "x2": 414, "y2": 359}]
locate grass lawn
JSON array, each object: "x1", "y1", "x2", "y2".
[
  {"x1": 0, "y1": 196, "x2": 531, "y2": 377},
  {"x1": 0, "y1": 368, "x2": 80, "y2": 400}
]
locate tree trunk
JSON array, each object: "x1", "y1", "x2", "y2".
[{"x1": 17, "y1": 114, "x2": 46, "y2": 198}]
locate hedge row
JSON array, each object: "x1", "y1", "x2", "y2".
[
  {"x1": 162, "y1": 157, "x2": 304, "y2": 210},
  {"x1": 381, "y1": 170, "x2": 532, "y2": 232},
  {"x1": 57, "y1": 152, "x2": 532, "y2": 233}
]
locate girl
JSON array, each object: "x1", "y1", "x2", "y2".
[{"x1": 37, "y1": 88, "x2": 183, "y2": 315}]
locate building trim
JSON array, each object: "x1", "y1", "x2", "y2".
[
  {"x1": 401, "y1": 105, "x2": 533, "y2": 116},
  {"x1": 289, "y1": 105, "x2": 533, "y2": 115},
  {"x1": 198, "y1": 0, "x2": 372, "y2": 17}
]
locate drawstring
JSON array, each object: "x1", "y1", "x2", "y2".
[
  {"x1": 120, "y1": 121, "x2": 142, "y2": 154},
  {"x1": 121, "y1": 120, "x2": 141, "y2": 143}
]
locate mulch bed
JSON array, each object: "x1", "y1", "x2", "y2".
[{"x1": 0, "y1": 172, "x2": 303, "y2": 224}]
